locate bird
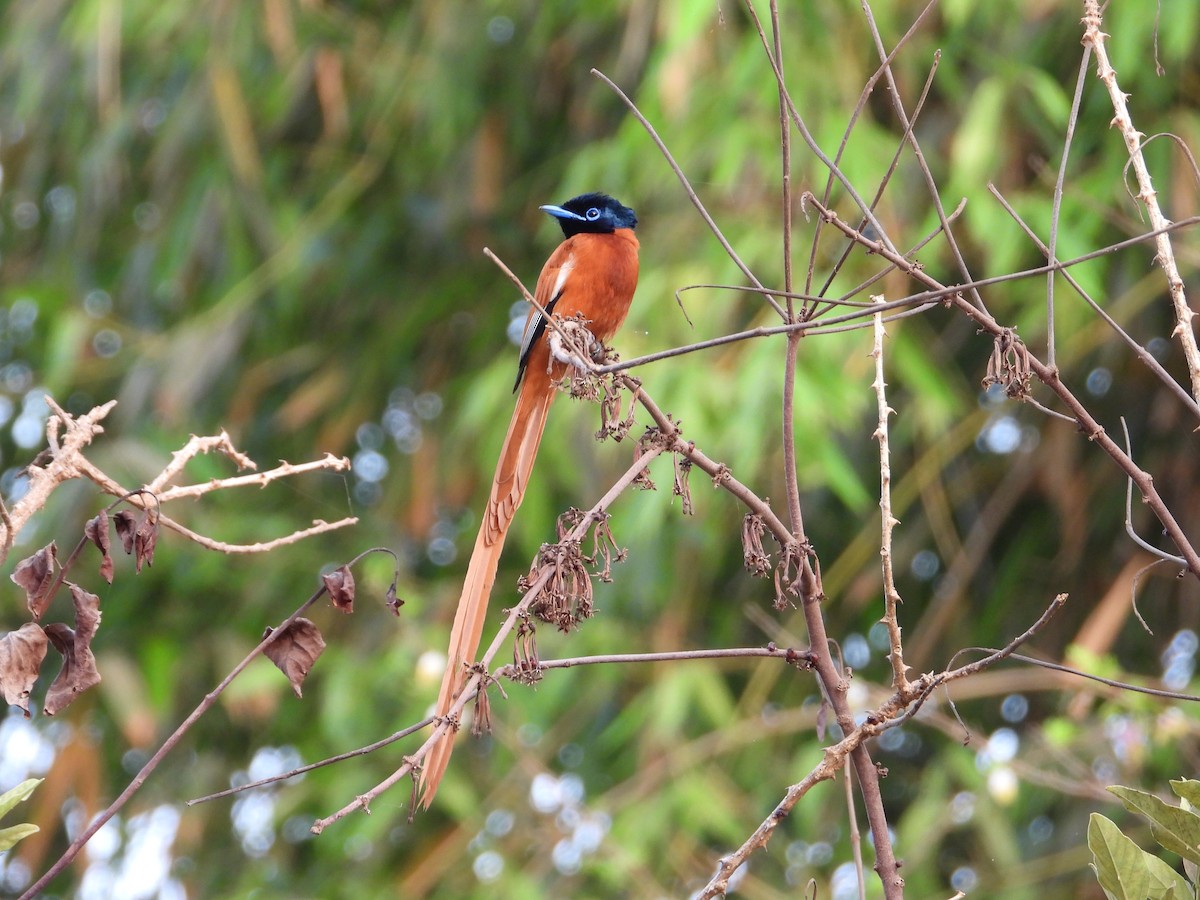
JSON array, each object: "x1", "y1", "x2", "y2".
[{"x1": 419, "y1": 192, "x2": 639, "y2": 808}]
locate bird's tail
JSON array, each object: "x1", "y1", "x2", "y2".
[{"x1": 419, "y1": 373, "x2": 556, "y2": 808}]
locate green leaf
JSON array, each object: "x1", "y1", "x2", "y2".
[
  {"x1": 1171, "y1": 780, "x2": 1200, "y2": 809},
  {"x1": 0, "y1": 778, "x2": 42, "y2": 818},
  {"x1": 1142, "y1": 851, "x2": 1192, "y2": 900},
  {"x1": 1089, "y1": 813, "x2": 1152, "y2": 900},
  {"x1": 1110, "y1": 786, "x2": 1200, "y2": 865},
  {"x1": 949, "y1": 77, "x2": 1007, "y2": 189},
  {"x1": 1021, "y1": 67, "x2": 1072, "y2": 129},
  {"x1": 0, "y1": 823, "x2": 39, "y2": 853}
]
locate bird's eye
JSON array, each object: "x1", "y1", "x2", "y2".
[{"x1": 585, "y1": 207, "x2": 601, "y2": 220}]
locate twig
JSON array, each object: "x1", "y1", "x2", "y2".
[
  {"x1": 20, "y1": 555, "x2": 372, "y2": 899},
  {"x1": 6, "y1": 400, "x2": 118, "y2": 549},
  {"x1": 999, "y1": 651, "x2": 1200, "y2": 702},
  {"x1": 594, "y1": 218, "x2": 1200, "y2": 376},
  {"x1": 310, "y1": 442, "x2": 668, "y2": 833},
  {"x1": 844, "y1": 762, "x2": 867, "y2": 900},
  {"x1": 497, "y1": 644, "x2": 814, "y2": 674},
  {"x1": 805, "y1": 194, "x2": 1200, "y2": 580},
  {"x1": 770, "y1": 0, "x2": 806, "y2": 546},
  {"x1": 986, "y1": 186, "x2": 1200, "y2": 422},
  {"x1": 813, "y1": 15, "x2": 942, "y2": 312},
  {"x1": 591, "y1": 69, "x2": 786, "y2": 320},
  {"x1": 697, "y1": 725, "x2": 876, "y2": 899},
  {"x1": 1045, "y1": 41, "x2": 1093, "y2": 369},
  {"x1": 153, "y1": 453, "x2": 350, "y2": 502},
  {"x1": 482, "y1": 247, "x2": 598, "y2": 367},
  {"x1": 871, "y1": 313, "x2": 910, "y2": 691},
  {"x1": 885, "y1": 593, "x2": 1070, "y2": 734},
  {"x1": 857, "y1": 1, "x2": 990, "y2": 317},
  {"x1": 191, "y1": 650, "x2": 813, "y2": 808},
  {"x1": 740, "y1": 2, "x2": 898, "y2": 261},
  {"x1": 188, "y1": 717, "x2": 437, "y2": 805},
  {"x1": 1119, "y1": 418, "x2": 1185, "y2": 566},
  {"x1": 1082, "y1": 0, "x2": 1200, "y2": 403},
  {"x1": 67, "y1": 452, "x2": 356, "y2": 552},
  {"x1": 146, "y1": 429, "x2": 257, "y2": 493}
]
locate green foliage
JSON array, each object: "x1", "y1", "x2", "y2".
[
  {"x1": 0, "y1": 0, "x2": 1199, "y2": 896},
  {"x1": 0, "y1": 779, "x2": 41, "y2": 853},
  {"x1": 1089, "y1": 780, "x2": 1200, "y2": 900}
]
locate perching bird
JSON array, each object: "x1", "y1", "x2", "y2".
[{"x1": 420, "y1": 193, "x2": 639, "y2": 808}]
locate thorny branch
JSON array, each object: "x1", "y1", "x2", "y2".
[
  {"x1": 12, "y1": 399, "x2": 361, "y2": 898},
  {"x1": 318, "y1": 7, "x2": 1200, "y2": 897},
  {"x1": 1082, "y1": 0, "x2": 1200, "y2": 404},
  {"x1": 697, "y1": 592, "x2": 1068, "y2": 900},
  {"x1": 31, "y1": 398, "x2": 356, "y2": 554},
  {"x1": 871, "y1": 313, "x2": 910, "y2": 692},
  {"x1": 805, "y1": 194, "x2": 1200, "y2": 581}
]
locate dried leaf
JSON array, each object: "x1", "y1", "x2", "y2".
[
  {"x1": 385, "y1": 582, "x2": 403, "y2": 616},
  {"x1": 672, "y1": 456, "x2": 694, "y2": 515},
  {"x1": 10, "y1": 542, "x2": 58, "y2": 619},
  {"x1": 134, "y1": 512, "x2": 159, "y2": 573},
  {"x1": 511, "y1": 617, "x2": 541, "y2": 685},
  {"x1": 741, "y1": 513, "x2": 771, "y2": 577},
  {"x1": 472, "y1": 683, "x2": 492, "y2": 737},
  {"x1": 84, "y1": 511, "x2": 114, "y2": 584},
  {"x1": 112, "y1": 510, "x2": 137, "y2": 555},
  {"x1": 262, "y1": 618, "x2": 326, "y2": 698},
  {"x1": 322, "y1": 566, "x2": 354, "y2": 613},
  {"x1": 42, "y1": 584, "x2": 103, "y2": 716},
  {"x1": 527, "y1": 540, "x2": 593, "y2": 632},
  {"x1": 0, "y1": 624, "x2": 49, "y2": 716}
]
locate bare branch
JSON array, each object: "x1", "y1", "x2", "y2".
[
  {"x1": 871, "y1": 312, "x2": 910, "y2": 691},
  {"x1": 1082, "y1": 0, "x2": 1200, "y2": 402}
]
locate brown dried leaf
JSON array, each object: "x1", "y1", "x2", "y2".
[
  {"x1": 528, "y1": 540, "x2": 593, "y2": 632},
  {"x1": 385, "y1": 582, "x2": 403, "y2": 616},
  {"x1": 133, "y1": 512, "x2": 159, "y2": 573},
  {"x1": 85, "y1": 511, "x2": 114, "y2": 584},
  {"x1": 472, "y1": 682, "x2": 492, "y2": 737},
  {"x1": 322, "y1": 566, "x2": 354, "y2": 614},
  {"x1": 11, "y1": 543, "x2": 59, "y2": 620},
  {"x1": 674, "y1": 457, "x2": 694, "y2": 515},
  {"x1": 112, "y1": 511, "x2": 137, "y2": 555},
  {"x1": 0, "y1": 624, "x2": 49, "y2": 716},
  {"x1": 262, "y1": 619, "x2": 326, "y2": 698},
  {"x1": 42, "y1": 584, "x2": 103, "y2": 716}
]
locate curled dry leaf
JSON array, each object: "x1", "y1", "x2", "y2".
[
  {"x1": 322, "y1": 566, "x2": 355, "y2": 614},
  {"x1": 112, "y1": 511, "x2": 137, "y2": 555},
  {"x1": 0, "y1": 624, "x2": 49, "y2": 716},
  {"x1": 42, "y1": 584, "x2": 103, "y2": 716},
  {"x1": 262, "y1": 618, "x2": 326, "y2": 698},
  {"x1": 10, "y1": 542, "x2": 58, "y2": 620},
  {"x1": 385, "y1": 582, "x2": 403, "y2": 616},
  {"x1": 84, "y1": 511, "x2": 114, "y2": 584},
  {"x1": 133, "y1": 512, "x2": 159, "y2": 573},
  {"x1": 113, "y1": 509, "x2": 159, "y2": 573}
]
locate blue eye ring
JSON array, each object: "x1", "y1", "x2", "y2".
[{"x1": 585, "y1": 207, "x2": 601, "y2": 220}]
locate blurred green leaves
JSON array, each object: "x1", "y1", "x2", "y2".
[{"x1": 2, "y1": 0, "x2": 1200, "y2": 896}]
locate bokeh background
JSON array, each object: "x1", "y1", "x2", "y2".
[{"x1": 2, "y1": 0, "x2": 1200, "y2": 896}]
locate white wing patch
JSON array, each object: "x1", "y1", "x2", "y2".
[
  {"x1": 550, "y1": 254, "x2": 574, "y2": 301},
  {"x1": 518, "y1": 253, "x2": 573, "y2": 372}
]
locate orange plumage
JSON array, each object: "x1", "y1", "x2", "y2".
[{"x1": 420, "y1": 194, "x2": 639, "y2": 808}]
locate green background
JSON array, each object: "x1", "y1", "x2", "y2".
[{"x1": 2, "y1": 0, "x2": 1200, "y2": 896}]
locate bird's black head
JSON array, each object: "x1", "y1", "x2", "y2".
[{"x1": 540, "y1": 193, "x2": 637, "y2": 237}]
